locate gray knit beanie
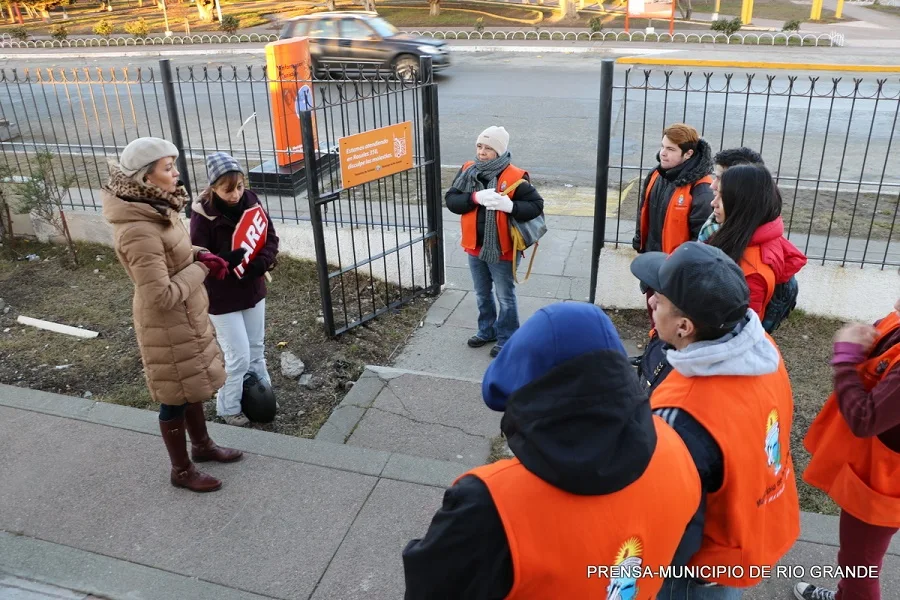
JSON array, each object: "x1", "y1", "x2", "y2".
[
  {"x1": 206, "y1": 152, "x2": 243, "y2": 186},
  {"x1": 118, "y1": 137, "x2": 179, "y2": 180}
]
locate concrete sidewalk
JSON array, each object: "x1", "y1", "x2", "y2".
[
  {"x1": 0, "y1": 383, "x2": 459, "y2": 600},
  {"x1": 3, "y1": 383, "x2": 900, "y2": 599}
]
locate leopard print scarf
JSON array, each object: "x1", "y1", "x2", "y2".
[{"x1": 104, "y1": 164, "x2": 188, "y2": 216}]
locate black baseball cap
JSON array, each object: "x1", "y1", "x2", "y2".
[{"x1": 630, "y1": 242, "x2": 750, "y2": 331}]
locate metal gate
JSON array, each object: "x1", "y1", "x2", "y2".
[
  {"x1": 297, "y1": 58, "x2": 444, "y2": 336},
  {"x1": 588, "y1": 58, "x2": 900, "y2": 301},
  {"x1": 0, "y1": 56, "x2": 445, "y2": 337}
]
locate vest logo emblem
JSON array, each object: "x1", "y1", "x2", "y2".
[
  {"x1": 500, "y1": 181, "x2": 507, "y2": 191},
  {"x1": 677, "y1": 194, "x2": 685, "y2": 206},
  {"x1": 606, "y1": 536, "x2": 643, "y2": 600},
  {"x1": 765, "y1": 409, "x2": 783, "y2": 476}
]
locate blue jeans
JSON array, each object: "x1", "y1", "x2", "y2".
[
  {"x1": 467, "y1": 254, "x2": 518, "y2": 346},
  {"x1": 657, "y1": 577, "x2": 744, "y2": 599}
]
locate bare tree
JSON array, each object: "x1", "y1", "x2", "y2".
[
  {"x1": 677, "y1": 0, "x2": 693, "y2": 19},
  {"x1": 0, "y1": 164, "x2": 14, "y2": 247},
  {"x1": 196, "y1": 0, "x2": 214, "y2": 22},
  {"x1": 16, "y1": 151, "x2": 78, "y2": 266},
  {"x1": 558, "y1": 0, "x2": 577, "y2": 19},
  {"x1": 428, "y1": 0, "x2": 439, "y2": 16},
  {"x1": 21, "y1": 0, "x2": 72, "y2": 21}
]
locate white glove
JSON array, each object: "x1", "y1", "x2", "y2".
[
  {"x1": 489, "y1": 193, "x2": 514, "y2": 213},
  {"x1": 473, "y1": 189, "x2": 496, "y2": 205}
]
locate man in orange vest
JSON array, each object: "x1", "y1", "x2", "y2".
[
  {"x1": 794, "y1": 297, "x2": 900, "y2": 600},
  {"x1": 402, "y1": 302, "x2": 702, "y2": 599},
  {"x1": 445, "y1": 126, "x2": 544, "y2": 358},
  {"x1": 632, "y1": 123, "x2": 714, "y2": 255},
  {"x1": 630, "y1": 242, "x2": 800, "y2": 599},
  {"x1": 631, "y1": 123, "x2": 714, "y2": 330}
]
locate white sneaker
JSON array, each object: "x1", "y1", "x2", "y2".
[
  {"x1": 794, "y1": 582, "x2": 836, "y2": 600},
  {"x1": 222, "y1": 413, "x2": 250, "y2": 427}
]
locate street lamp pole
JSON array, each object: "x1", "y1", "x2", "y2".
[
  {"x1": 162, "y1": 0, "x2": 172, "y2": 36},
  {"x1": 214, "y1": 0, "x2": 223, "y2": 22}
]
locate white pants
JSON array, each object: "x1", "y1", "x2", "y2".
[{"x1": 208, "y1": 299, "x2": 270, "y2": 417}]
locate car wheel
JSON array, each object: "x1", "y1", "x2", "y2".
[{"x1": 393, "y1": 54, "x2": 419, "y2": 83}]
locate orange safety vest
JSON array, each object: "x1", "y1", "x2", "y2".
[
  {"x1": 650, "y1": 341, "x2": 800, "y2": 587},
  {"x1": 461, "y1": 417, "x2": 701, "y2": 600},
  {"x1": 803, "y1": 311, "x2": 900, "y2": 528},
  {"x1": 640, "y1": 171, "x2": 713, "y2": 254},
  {"x1": 740, "y1": 245, "x2": 777, "y2": 317},
  {"x1": 459, "y1": 161, "x2": 528, "y2": 255}
]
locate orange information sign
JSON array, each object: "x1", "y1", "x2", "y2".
[
  {"x1": 338, "y1": 122, "x2": 414, "y2": 189},
  {"x1": 625, "y1": 0, "x2": 676, "y2": 34},
  {"x1": 265, "y1": 37, "x2": 316, "y2": 167}
]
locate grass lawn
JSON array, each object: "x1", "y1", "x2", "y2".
[
  {"x1": 0, "y1": 0, "x2": 283, "y2": 38},
  {"x1": 0, "y1": 239, "x2": 430, "y2": 438},
  {"x1": 697, "y1": 0, "x2": 845, "y2": 23},
  {"x1": 376, "y1": 5, "x2": 545, "y2": 27},
  {"x1": 607, "y1": 308, "x2": 843, "y2": 516},
  {"x1": 0, "y1": 0, "x2": 852, "y2": 39}
]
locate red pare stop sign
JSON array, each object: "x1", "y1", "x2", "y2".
[{"x1": 231, "y1": 205, "x2": 268, "y2": 279}]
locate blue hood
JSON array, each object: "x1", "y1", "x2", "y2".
[
  {"x1": 483, "y1": 302, "x2": 627, "y2": 411},
  {"x1": 482, "y1": 303, "x2": 657, "y2": 496}
]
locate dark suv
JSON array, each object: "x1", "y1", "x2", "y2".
[{"x1": 279, "y1": 12, "x2": 450, "y2": 80}]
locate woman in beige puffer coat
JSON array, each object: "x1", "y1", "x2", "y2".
[{"x1": 102, "y1": 137, "x2": 244, "y2": 494}]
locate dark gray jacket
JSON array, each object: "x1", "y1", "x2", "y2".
[{"x1": 633, "y1": 139, "x2": 714, "y2": 253}]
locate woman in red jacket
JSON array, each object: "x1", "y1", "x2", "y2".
[
  {"x1": 706, "y1": 163, "x2": 807, "y2": 318},
  {"x1": 794, "y1": 297, "x2": 900, "y2": 600}
]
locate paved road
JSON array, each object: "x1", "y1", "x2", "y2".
[{"x1": 1, "y1": 50, "x2": 899, "y2": 190}]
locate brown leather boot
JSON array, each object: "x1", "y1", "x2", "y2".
[
  {"x1": 159, "y1": 416, "x2": 222, "y2": 493},
  {"x1": 184, "y1": 402, "x2": 243, "y2": 464}
]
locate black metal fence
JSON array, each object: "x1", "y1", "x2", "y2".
[
  {"x1": 0, "y1": 59, "x2": 443, "y2": 336},
  {"x1": 590, "y1": 59, "x2": 900, "y2": 296}
]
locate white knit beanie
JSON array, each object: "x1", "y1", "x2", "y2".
[
  {"x1": 118, "y1": 137, "x2": 179, "y2": 180},
  {"x1": 476, "y1": 126, "x2": 509, "y2": 156}
]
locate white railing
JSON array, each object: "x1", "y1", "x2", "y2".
[
  {"x1": 0, "y1": 33, "x2": 280, "y2": 48},
  {"x1": 0, "y1": 29, "x2": 844, "y2": 48},
  {"x1": 409, "y1": 29, "x2": 845, "y2": 46}
]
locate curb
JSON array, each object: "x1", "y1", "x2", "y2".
[
  {"x1": 0, "y1": 382, "x2": 468, "y2": 490},
  {"x1": 0, "y1": 44, "x2": 676, "y2": 59},
  {"x1": 0, "y1": 532, "x2": 273, "y2": 600}
]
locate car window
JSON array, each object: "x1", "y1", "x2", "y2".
[
  {"x1": 292, "y1": 20, "x2": 310, "y2": 37},
  {"x1": 367, "y1": 17, "x2": 398, "y2": 38},
  {"x1": 306, "y1": 18, "x2": 338, "y2": 38},
  {"x1": 340, "y1": 18, "x2": 376, "y2": 40}
]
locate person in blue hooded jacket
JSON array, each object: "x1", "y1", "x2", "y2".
[{"x1": 402, "y1": 302, "x2": 704, "y2": 600}]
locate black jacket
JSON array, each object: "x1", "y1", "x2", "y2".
[
  {"x1": 401, "y1": 351, "x2": 704, "y2": 599},
  {"x1": 445, "y1": 167, "x2": 544, "y2": 249},
  {"x1": 633, "y1": 139, "x2": 714, "y2": 253}
]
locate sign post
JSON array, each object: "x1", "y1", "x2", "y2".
[{"x1": 265, "y1": 38, "x2": 316, "y2": 167}]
